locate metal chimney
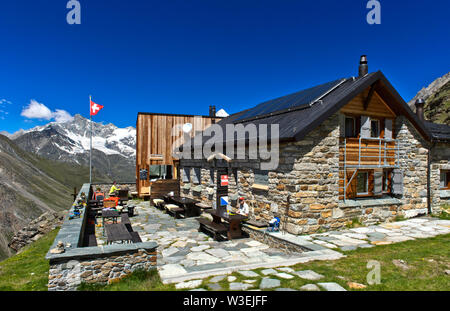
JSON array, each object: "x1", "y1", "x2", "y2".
[
  {"x1": 358, "y1": 55, "x2": 368, "y2": 77},
  {"x1": 415, "y1": 98, "x2": 425, "y2": 122},
  {"x1": 210, "y1": 105, "x2": 216, "y2": 117}
]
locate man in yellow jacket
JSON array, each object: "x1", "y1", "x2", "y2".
[{"x1": 109, "y1": 181, "x2": 120, "y2": 196}]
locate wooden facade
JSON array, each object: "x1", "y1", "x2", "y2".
[
  {"x1": 339, "y1": 86, "x2": 399, "y2": 200},
  {"x1": 136, "y1": 112, "x2": 222, "y2": 197}
]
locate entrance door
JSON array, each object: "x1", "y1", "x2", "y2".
[{"x1": 216, "y1": 168, "x2": 229, "y2": 214}]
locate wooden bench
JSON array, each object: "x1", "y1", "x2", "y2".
[
  {"x1": 140, "y1": 186, "x2": 151, "y2": 200},
  {"x1": 130, "y1": 231, "x2": 142, "y2": 243},
  {"x1": 195, "y1": 203, "x2": 212, "y2": 211},
  {"x1": 197, "y1": 218, "x2": 227, "y2": 241},
  {"x1": 120, "y1": 214, "x2": 133, "y2": 231},
  {"x1": 244, "y1": 219, "x2": 268, "y2": 228},
  {"x1": 167, "y1": 206, "x2": 184, "y2": 219},
  {"x1": 153, "y1": 199, "x2": 165, "y2": 209}
]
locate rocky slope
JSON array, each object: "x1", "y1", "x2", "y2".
[
  {"x1": 0, "y1": 135, "x2": 74, "y2": 259},
  {"x1": 408, "y1": 72, "x2": 450, "y2": 125},
  {"x1": 10, "y1": 114, "x2": 136, "y2": 181},
  {"x1": 7, "y1": 211, "x2": 64, "y2": 254}
]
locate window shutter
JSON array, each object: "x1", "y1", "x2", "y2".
[
  {"x1": 385, "y1": 119, "x2": 393, "y2": 139},
  {"x1": 361, "y1": 116, "x2": 371, "y2": 138},
  {"x1": 441, "y1": 171, "x2": 446, "y2": 189},
  {"x1": 182, "y1": 167, "x2": 190, "y2": 183},
  {"x1": 339, "y1": 114, "x2": 346, "y2": 137},
  {"x1": 192, "y1": 167, "x2": 201, "y2": 184},
  {"x1": 346, "y1": 170, "x2": 357, "y2": 199},
  {"x1": 374, "y1": 170, "x2": 383, "y2": 196},
  {"x1": 391, "y1": 169, "x2": 403, "y2": 195}
]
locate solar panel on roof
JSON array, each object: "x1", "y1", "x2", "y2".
[{"x1": 235, "y1": 79, "x2": 345, "y2": 122}]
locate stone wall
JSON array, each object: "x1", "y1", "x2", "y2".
[
  {"x1": 430, "y1": 142, "x2": 450, "y2": 214},
  {"x1": 91, "y1": 183, "x2": 136, "y2": 196},
  {"x1": 179, "y1": 113, "x2": 432, "y2": 235},
  {"x1": 394, "y1": 116, "x2": 429, "y2": 218},
  {"x1": 48, "y1": 248, "x2": 157, "y2": 291}
]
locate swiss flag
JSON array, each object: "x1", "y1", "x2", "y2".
[{"x1": 90, "y1": 99, "x2": 104, "y2": 116}]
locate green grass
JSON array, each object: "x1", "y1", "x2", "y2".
[
  {"x1": 270, "y1": 233, "x2": 450, "y2": 291},
  {"x1": 78, "y1": 269, "x2": 176, "y2": 291},
  {"x1": 0, "y1": 229, "x2": 59, "y2": 291}
]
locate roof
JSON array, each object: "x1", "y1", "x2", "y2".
[
  {"x1": 137, "y1": 112, "x2": 223, "y2": 119},
  {"x1": 425, "y1": 121, "x2": 450, "y2": 142},
  {"x1": 184, "y1": 71, "x2": 433, "y2": 149}
]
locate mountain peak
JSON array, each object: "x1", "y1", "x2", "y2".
[{"x1": 408, "y1": 72, "x2": 450, "y2": 125}]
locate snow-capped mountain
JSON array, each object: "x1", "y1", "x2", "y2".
[{"x1": 12, "y1": 114, "x2": 136, "y2": 181}]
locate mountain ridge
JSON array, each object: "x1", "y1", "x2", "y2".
[
  {"x1": 11, "y1": 114, "x2": 136, "y2": 181},
  {"x1": 408, "y1": 72, "x2": 450, "y2": 125}
]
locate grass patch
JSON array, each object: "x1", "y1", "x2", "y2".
[
  {"x1": 346, "y1": 218, "x2": 363, "y2": 228},
  {"x1": 284, "y1": 233, "x2": 450, "y2": 291},
  {"x1": 79, "y1": 269, "x2": 176, "y2": 291},
  {"x1": 0, "y1": 229, "x2": 59, "y2": 291}
]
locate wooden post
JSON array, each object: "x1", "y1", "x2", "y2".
[{"x1": 72, "y1": 187, "x2": 77, "y2": 202}]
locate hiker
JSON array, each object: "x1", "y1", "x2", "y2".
[
  {"x1": 109, "y1": 181, "x2": 120, "y2": 196},
  {"x1": 237, "y1": 197, "x2": 249, "y2": 217},
  {"x1": 92, "y1": 187, "x2": 105, "y2": 201}
]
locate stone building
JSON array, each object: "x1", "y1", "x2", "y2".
[
  {"x1": 178, "y1": 56, "x2": 450, "y2": 235},
  {"x1": 424, "y1": 117, "x2": 450, "y2": 213}
]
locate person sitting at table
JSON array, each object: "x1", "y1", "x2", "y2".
[
  {"x1": 109, "y1": 181, "x2": 120, "y2": 196},
  {"x1": 237, "y1": 197, "x2": 249, "y2": 217},
  {"x1": 92, "y1": 187, "x2": 105, "y2": 201}
]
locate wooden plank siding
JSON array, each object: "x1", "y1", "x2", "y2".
[
  {"x1": 340, "y1": 87, "x2": 396, "y2": 119},
  {"x1": 339, "y1": 86, "x2": 398, "y2": 200},
  {"x1": 136, "y1": 113, "x2": 222, "y2": 196}
]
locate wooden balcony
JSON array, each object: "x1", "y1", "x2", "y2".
[{"x1": 339, "y1": 137, "x2": 398, "y2": 168}]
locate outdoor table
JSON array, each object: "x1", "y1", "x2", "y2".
[
  {"x1": 104, "y1": 223, "x2": 133, "y2": 244},
  {"x1": 170, "y1": 196, "x2": 200, "y2": 217},
  {"x1": 207, "y1": 209, "x2": 247, "y2": 240},
  {"x1": 102, "y1": 209, "x2": 119, "y2": 235}
]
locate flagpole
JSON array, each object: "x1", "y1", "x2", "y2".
[{"x1": 89, "y1": 95, "x2": 92, "y2": 184}]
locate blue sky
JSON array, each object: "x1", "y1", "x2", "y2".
[{"x1": 0, "y1": 0, "x2": 449, "y2": 133}]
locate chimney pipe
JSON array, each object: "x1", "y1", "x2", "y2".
[
  {"x1": 358, "y1": 55, "x2": 368, "y2": 77},
  {"x1": 210, "y1": 105, "x2": 216, "y2": 117},
  {"x1": 415, "y1": 98, "x2": 425, "y2": 122}
]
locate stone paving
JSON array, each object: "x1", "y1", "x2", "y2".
[
  {"x1": 269, "y1": 217, "x2": 450, "y2": 252},
  {"x1": 96, "y1": 200, "x2": 450, "y2": 291}
]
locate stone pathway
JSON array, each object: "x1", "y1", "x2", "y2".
[
  {"x1": 98, "y1": 201, "x2": 450, "y2": 290},
  {"x1": 267, "y1": 217, "x2": 450, "y2": 252}
]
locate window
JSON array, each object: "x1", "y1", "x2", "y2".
[
  {"x1": 371, "y1": 119, "x2": 380, "y2": 138},
  {"x1": 441, "y1": 171, "x2": 450, "y2": 190},
  {"x1": 345, "y1": 116, "x2": 356, "y2": 138},
  {"x1": 253, "y1": 169, "x2": 269, "y2": 190},
  {"x1": 356, "y1": 172, "x2": 369, "y2": 195}
]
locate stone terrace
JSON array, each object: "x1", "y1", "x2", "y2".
[{"x1": 100, "y1": 200, "x2": 450, "y2": 286}]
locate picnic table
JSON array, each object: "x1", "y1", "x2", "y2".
[
  {"x1": 104, "y1": 223, "x2": 133, "y2": 244},
  {"x1": 102, "y1": 209, "x2": 119, "y2": 235},
  {"x1": 170, "y1": 196, "x2": 200, "y2": 217},
  {"x1": 199, "y1": 209, "x2": 247, "y2": 240}
]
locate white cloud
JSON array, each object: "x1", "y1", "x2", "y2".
[
  {"x1": 53, "y1": 109, "x2": 74, "y2": 123},
  {"x1": 0, "y1": 99, "x2": 12, "y2": 120},
  {"x1": 21, "y1": 99, "x2": 53, "y2": 120},
  {"x1": 0, "y1": 99, "x2": 12, "y2": 106},
  {"x1": 20, "y1": 99, "x2": 73, "y2": 123}
]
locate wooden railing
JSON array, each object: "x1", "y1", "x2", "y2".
[{"x1": 339, "y1": 137, "x2": 398, "y2": 168}]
